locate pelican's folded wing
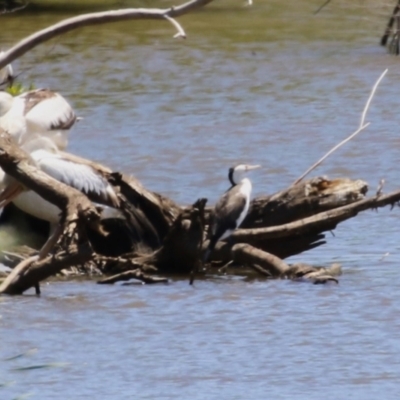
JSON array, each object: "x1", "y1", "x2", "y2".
[
  {"x1": 37, "y1": 155, "x2": 119, "y2": 207},
  {"x1": 21, "y1": 89, "x2": 77, "y2": 131}
]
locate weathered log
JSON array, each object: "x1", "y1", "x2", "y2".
[
  {"x1": 233, "y1": 188, "x2": 400, "y2": 242},
  {"x1": 0, "y1": 244, "x2": 93, "y2": 295},
  {"x1": 244, "y1": 177, "x2": 368, "y2": 228},
  {"x1": 286, "y1": 262, "x2": 341, "y2": 284},
  {"x1": 231, "y1": 243, "x2": 290, "y2": 277}
]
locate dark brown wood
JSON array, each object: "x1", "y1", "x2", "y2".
[
  {"x1": 0, "y1": 244, "x2": 93, "y2": 295},
  {"x1": 231, "y1": 243, "x2": 290, "y2": 277},
  {"x1": 0, "y1": 132, "x2": 398, "y2": 288},
  {"x1": 110, "y1": 172, "x2": 180, "y2": 247},
  {"x1": 233, "y1": 187, "x2": 400, "y2": 243},
  {"x1": 136, "y1": 198, "x2": 206, "y2": 274}
]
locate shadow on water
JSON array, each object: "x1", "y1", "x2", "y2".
[{"x1": 1, "y1": 348, "x2": 68, "y2": 400}]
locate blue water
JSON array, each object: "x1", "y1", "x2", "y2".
[{"x1": 2, "y1": 0, "x2": 400, "y2": 399}]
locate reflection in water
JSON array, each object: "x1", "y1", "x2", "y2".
[{"x1": 2, "y1": 1, "x2": 400, "y2": 399}]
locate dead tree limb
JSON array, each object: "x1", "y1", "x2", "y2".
[
  {"x1": 233, "y1": 188, "x2": 400, "y2": 243},
  {"x1": 231, "y1": 243, "x2": 290, "y2": 277},
  {"x1": 0, "y1": 244, "x2": 93, "y2": 295},
  {"x1": 0, "y1": 0, "x2": 215, "y2": 70},
  {"x1": 286, "y1": 262, "x2": 341, "y2": 284},
  {"x1": 293, "y1": 69, "x2": 387, "y2": 186}
]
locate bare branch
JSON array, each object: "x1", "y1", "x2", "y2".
[
  {"x1": 292, "y1": 123, "x2": 370, "y2": 186},
  {"x1": 360, "y1": 69, "x2": 388, "y2": 127},
  {"x1": 314, "y1": 0, "x2": 332, "y2": 15},
  {"x1": 164, "y1": 15, "x2": 186, "y2": 39},
  {"x1": 292, "y1": 69, "x2": 388, "y2": 186},
  {"x1": 232, "y1": 188, "x2": 400, "y2": 242},
  {"x1": 0, "y1": 0, "x2": 214, "y2": 70}
]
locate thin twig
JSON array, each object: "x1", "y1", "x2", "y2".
[
  {"x1": 164, "y1": 15, "x2": 187, "y2": 38},
  {"x1": 314, "y1": 0, "x2": 331, "y2": 15},
  {"x1": 292, "y1": 123, "x2": 370, "y2": 186},
  {"x1": 360, "y1": 69, "x2": 388, "y2": 127},
  {"x1": 292, "y1": 69, "x2": 388, "y2": 186},
  {"x1": 0, "y1": 1, "x2": 28, "y2": 15},
  {"x1": 0, "y1": 0, "x2": 215, "y2": 70}
]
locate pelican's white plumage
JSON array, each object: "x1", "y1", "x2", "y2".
[
  {"x1": 0, "y1": 89, "x2": 77, "y2": 150},
  {"x1": 0, "y1": 137, "x2": 120, "y2": 224}
]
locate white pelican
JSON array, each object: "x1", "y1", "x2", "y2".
[
  {"x1": 0, "y1": 88, "x2": 77, "y2": 150},
  {"x1": 203, "y1": 164, "x2": 261, "y2": 263},
  {"x1": 0, "y1": 136, "x2": 120, "y2": 225},
  {"x1": 0, "y1": 51, "x2": 13, "y2": 87}
]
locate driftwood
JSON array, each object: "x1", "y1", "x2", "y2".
[
  {"x1": 0, "y1": 244, "x2": 93, "y2": 295},
  {"x1": 0, "y1": 131, "x2": 154, "y2": 291},
  {"x1": 0, "y1": 2, "x2": 397, "y2": 292},
  {"x1": 3, "y1": 156, "x2": 400, "y2": 292},
  {"x1": 2, "y1": 129, "x2": 400, "y2": 293},
  {"x1": 228, "y1": 243, "x2": 340, "y2": 283}
]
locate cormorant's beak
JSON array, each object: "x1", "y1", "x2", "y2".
[{"x1": 245, "y1": 164, "x2": 261, "y2": 171}]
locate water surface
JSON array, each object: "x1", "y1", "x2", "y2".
[{"x1": 1, "y1": 1, "x2": 400, "y2": 398}]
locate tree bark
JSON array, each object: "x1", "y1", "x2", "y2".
[{"x1": 0, "y1": 244, "x2": 93, "y2": 295}]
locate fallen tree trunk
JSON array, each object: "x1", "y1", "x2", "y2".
[
  {"x1": 0, "y1": 244, "x2": 93, "y2": 295},
  {"x1": 2, "y1": 125, "x2": 400, "y2": 291}
]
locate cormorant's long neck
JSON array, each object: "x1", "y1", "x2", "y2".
[{"x1": 228, "y1": 168, "x2": 237, "y2": 187}]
